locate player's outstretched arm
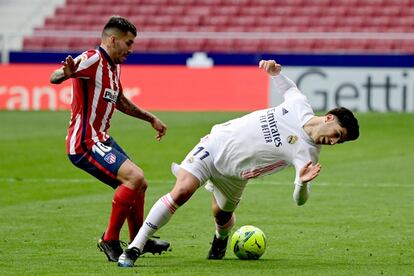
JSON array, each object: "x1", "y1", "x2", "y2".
[
  {"x1": 116, "y1": 93, "x2": 167, "y2": 141},
  {"x1": 293, "y1": 161, "x2": 322, "y2": 206},
  {"x1": 50, "y1": 55, "x2": 81, "y2": 84},
  {"x1": 259, "y1": 60, "x2": 298, "y2": 97}
]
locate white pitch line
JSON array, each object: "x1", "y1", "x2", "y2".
[{"x1": 0, "y1": 178, "x2": 411, "y2": 188}]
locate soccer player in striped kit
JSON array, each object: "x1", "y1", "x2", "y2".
[
  {"x1": 118, "y1": 60, "x2": 359, "y2": 267},
  {"x1": 50, "y1": 16, "x2": 170, "y2": 262}
]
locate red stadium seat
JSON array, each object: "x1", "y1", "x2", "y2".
[
  {"x1": 239, "y1": 6, "x2": 267, "y2": 16},
  {"x1": 256, "y1": 17, "x2": 285, "y2": 27},
  {"x1": 69, "y1": 37, "x2": 100, "y2": 51},
  {"x1": 148, "y1": 38, "x2": 179, "y2": 52},
  {"x1": 204, "y1": 39, "x2": 235, "y2": 53},
  {"x1": 212, "y1": 5, "x2": 240, "y2": 16},
  {"x1": 364, "y1": 16, "x2": 391, "y2": 28},
  {"x1": 314, "y1": 39, "x2": 346, "y2": 53},
  {"x1": 171, "y1": 0, "x2": 197, "y2": 5},
  {"x1": 219, "y1": 26, "x2": 247, "y2": 32},
  {"x1": 176, "y1": 38, "x2": 206, "y2": 52},
  {"x1": 161, "y1": 5, "x2": 186, "y2": 16},
  {"x1": 173, "y1": 16, "x2": 201, "y2": 26},
  {"x1": 228, "y1": 16, "x2": 257, "y2": 27},
  {"x1": 339, "y1": 16, "x2": 366, "y2": 27},
  {"x1": 346, "y1": 6, "x2": 374, "y2": 17},
  {"x1": 23, "y1": 37, "x2": 47, "y2": 50},
  {"x1": 249, "y1": 0, "x2": 279, "y2": 5},
  {"x1": 185, "y1": 6, "x2": 212, "y2": 16},
  {"x1": 343, "y1": 40, "x2": 369, "y2": 52},
  {"x1": 266, "y1": 6, "x2": 296, "y2": 16},
  {"x1": 129, "y1": 5, "x2": 159, "y2": 15},
  {"x1": 43, "y1": 37, "x2": 72, "y2": 51},
  {"x1": 23, "y1": 0, "x2": 413, "y2": 54},
  {"x1": 146, "y1": 15, "x2": 175, "y2": 26},
  {"x1": 275, "y1": 0, "x2": 305, "y2": 6},
  {"x1": 259, "y1": 39, "x2": 291, "y2": 53},
  {"x1": 288, "y1": 39, "x2": 316, "y2": 52},
  {"x1": 393, "y1": 40, "x2": 414, "y2": 53},
  {"x1": 233, "y1": 39, "x2": 262, "y2": 52},
  {"x1": 195, "y1": 0, "x2": 223, "y2": 5},
  {"x1": 366, "y1": 39, "x2": 394, "y2": 52},
  {"x1": 201, "y1": 15, "x2": 230, "y2": 26},
  {"x1": 134, "y1": 38, "x2": 152, "y2": 51},
  {"x1": 322, "y1": 6, "x2": 347, "y2": 16}
]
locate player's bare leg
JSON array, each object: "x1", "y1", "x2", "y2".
[{"x1": 207, "y1": 198, "x2": 235, "y2": 259}]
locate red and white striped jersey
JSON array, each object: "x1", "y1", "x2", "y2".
[{"x1": 66, "y1": 47, "x2": 122, "y2": 154}]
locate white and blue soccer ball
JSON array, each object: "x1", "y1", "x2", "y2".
[{"x1": 230, "y1": 225, "x2": 267, "y2": 260}]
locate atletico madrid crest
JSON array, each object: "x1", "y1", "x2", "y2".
[{"x1": 104, "y1": 153, "x2": 117, "y2": 164}]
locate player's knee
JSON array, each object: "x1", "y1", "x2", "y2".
[
  {"x1": 170, "y1": 186, "x2": 194, "y2": 206},
  {"x1": 127, "y1": 170, "x2": 147, "y2": 192}
]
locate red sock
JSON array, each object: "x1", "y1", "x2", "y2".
[
  {"x1": 104, "y1": 184, "x2": 137, "y2": 241},
  {"x1": 127, "y1": 192, "x2": 145, "y2": 242}
]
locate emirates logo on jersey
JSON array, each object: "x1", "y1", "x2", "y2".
[{"x1": 103, "y1": 88, "x2": 119, "y2": 103}]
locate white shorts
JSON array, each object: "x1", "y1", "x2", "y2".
[{"x1": 179, "y1": 135, "x2": 247, "y2": 212}]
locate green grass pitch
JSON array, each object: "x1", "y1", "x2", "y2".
[{"x1": 0, "y1": 111, "x2": 413, "y2": 275}]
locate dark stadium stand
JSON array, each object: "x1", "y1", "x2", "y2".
[{"x1": 23, "y1": 0, "x2": 414, "y2": 53}]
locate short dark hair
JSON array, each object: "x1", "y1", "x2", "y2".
[
  {"x1": 327, "y1": 107, "x2": 359, "y2": 141},
  {"x1": 103, "y1": 15, "x2": 137, "y2": 37}
]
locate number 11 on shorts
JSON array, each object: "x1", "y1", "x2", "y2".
[{"x1": 193, "y1": 146, "x2": 210, "y2": 160}]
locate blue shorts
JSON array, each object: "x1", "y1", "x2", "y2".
[{"x1": 68, "y1": 137, "x2": 129, "y2": 189}]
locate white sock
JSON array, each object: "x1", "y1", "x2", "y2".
[
  {"x1": 215, "y1": 213, "x2": 236, "y2": 240},
  {"x1": 128, "y1": 193, "x2": 178, "y2": 250}
]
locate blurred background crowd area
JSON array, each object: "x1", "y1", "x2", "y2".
[{"x1": 0, "y1": 0, "x2": 413, "y2": 55}]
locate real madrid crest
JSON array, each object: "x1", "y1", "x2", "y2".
[{"x1": 287, "y1": 135, "x2": 298, "y2": 144}]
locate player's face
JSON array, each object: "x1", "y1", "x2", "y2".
[
  {"x1": 315, "y1": 115, "x2": 347, "y2": 145},
  {"x1": 112, "y1": 32, "x2": 135, "y2": 64}
]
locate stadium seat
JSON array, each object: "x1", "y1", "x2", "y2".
[
  {"x1": 23, "y1": 37, "x2": 46, "y2": 50},
  {"x1": 176, "y1": 38, "x2": 206, "y2": 52},
  {"x1": 366, "y1": 39, "x2": 394, "y2": 53},
  {"x1": 173, "y1": 16, "x2": 201, "y2": 26},
  {"x1": 233, "y1": 39, "x2": 262, "y2": 53},
  {"x1": 148, "y1": 38, "x2": 179, "y2": 52},
  {"x1": 204, "y1": 39, "x2": 235, "y2": 53},
  {"x1": 393, "y1": 40, "x2": 414, "y2": 53},
  {"x1": 20, "y1": 0, "x2": 412, "y2": 54},
  {"x1": 259, "y1": 39, "x2": 291, "y2": 53},
  {"x1": 212, "y1": 5, "x2": 239, "y2": 16}
]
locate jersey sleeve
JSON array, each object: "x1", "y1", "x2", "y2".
[
  {"x1": 271, "y1": 74, "x2": 302, "y2": 100},
  {"x1": 291, "y1": 149, "x2": 319, "y2": 206},
  {"x1": 71, "y1": 50, "x2": 100, "y2": 79}
]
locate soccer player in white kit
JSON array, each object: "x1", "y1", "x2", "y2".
[{"x1": 118, "y1": 60, "x2": 360, "y2": 267}]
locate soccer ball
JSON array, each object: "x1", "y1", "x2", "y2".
[{"x1": 230, "y1": 225, "x2": 267, "y2": 260}]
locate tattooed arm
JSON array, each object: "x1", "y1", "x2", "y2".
[
  {"x1": 116, "y1": 93, "x2": 167, "y2": 141},
  {"x1": 50, "y1": 55, "x2": 80, "y2": 84}
]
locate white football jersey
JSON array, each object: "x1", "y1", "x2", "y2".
[{"x1": 208, "y1": 74, "x2": 321, "y2": 185}]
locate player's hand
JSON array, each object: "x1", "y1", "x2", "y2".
[
  {"x1": 61, "y1": 55, "x2": 81, "y2": 78},
  {"x1": 151, "y1": 118, "x2": 167, "y2": 141},
  {"x1": 258, "y1": 60, "x2": 282, "y2": 76},
  {"x1": 299, "y1": 161, "x2": 321, "y2": 183}
]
